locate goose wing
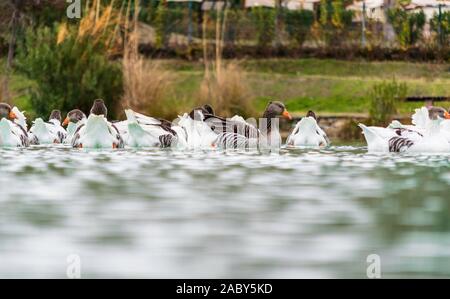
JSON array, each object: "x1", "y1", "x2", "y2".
[
  {"x1": 359, "y1": 124, "x2": 391, "y2": 152},
  {"x1": 0, "y1": 119, "x2": 27, "y2": 147},
  {"x1": 12, "y1": 107, "x2": 28, "y2": 131},
  {"x1": 204, "y1": 115, "x2": 259, "y2": 139},
  {"x1": 124, "y1": 109, "x2": 178, "y2": 148},
  {"x1": 46, "y1": 119, "x2": 67, "y2": 143}
]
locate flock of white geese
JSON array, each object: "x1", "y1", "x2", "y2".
[{"x1": 1, "y1": 99, "x2": 449, "y2": 153}]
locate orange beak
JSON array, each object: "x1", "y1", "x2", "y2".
[
  {"x1": 282, "y1": 110, "x2": 292, "y2": 120},
  {"x1": 9, "y1": 111, "x2": 17, "y2": 120},
  {"x1": 445, "y1": 111, "x2": 450, "y2": 120},
  {"x1": 62, "y1": 117, "x2": 69, "y2": 126}
]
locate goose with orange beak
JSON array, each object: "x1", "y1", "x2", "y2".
[
  {"x1": 202, "y1": 100, "x2": 292, "y2": 149},
  {"x1": 0, "y1": 103, "x2": 29, "y2": 147},
  {"x1": 62, "y1": 109, "x2": 86, "y2": 144}
]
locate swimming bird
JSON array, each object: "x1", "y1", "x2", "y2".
[
  {"x1": 286, "y1": 111, "x2": 329, "y2": 147},
  {"x1": 62, "y1": 109, "x2": 87, "y2": 143},
  {"x1": 176, "y1": 109, "x2": 218, "y2": 150},
  {"x1": 115, "y1": 109, "x2": 187, "y2": 148},
  {"x1": 189, "y1": 104, "x2": 215, "y2": 119},
  {"x1": 360, "y1": 106, "x2": 450, "y2": 151},
  {"x1": 121, "y1": 109, "x2": 187, "y2": 148},
  {"x1": 28, "y1": 110, "x2": 67, "y2": 145},
  {"x1": 359, "y1": 107, "x2": 450, "y2": 153},
  {"x1": 202, "y1": 101, "x2": 292, "y2": 150},
  {"x1": 0, "y1": 103, "x2": 29, "y2": 147},
  {"x1": 71, "y1": 99, "x2": 124, "y2": 149}
]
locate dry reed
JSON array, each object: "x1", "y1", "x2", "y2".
[
  {"x1": 121, "y1": 1, "x2": 176, "y2": 119},
  {"x1": 199, "y1": 5, "x2": 255, "y2": 118}
]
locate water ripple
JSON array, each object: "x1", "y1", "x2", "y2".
[{"x1": 0, "y1": 145, "x2": 449, "y2": 278}]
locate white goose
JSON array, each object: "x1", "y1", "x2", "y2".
[
  {"x1": 359, "y1": 107, "x2": 450, "y2": 153},
  {"x1": 389, "y1": 107, "x2": 450, "y2": 142},
  {"x1": 62, "y1": 109, "x2": 87, "y2": 144},
  {"x1": 29, "y1": 110, "x2": 67, "y2": 145},
  {"x1": 0, "y1": 103, "x2": 29, "y2": 147},
  {"x1": 71, "y1": 99, "x2": 124, "y2": 149},
  {"x1": 115, "y1": 109, "x2": 187, "y2": 148},
  {"x1": 175, "y1": 110, "x2": 218, "y2": 150},
  {"x1": 286, "y1": 111, "x2": 329, "y2": 147}
]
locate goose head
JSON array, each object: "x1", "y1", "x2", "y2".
[
  {"x1": 202, "y1": 104, "x2": 215, "y2": 115},
  {"x1": 189, "y1": 104, "x2": 214, "y2": 120},
  {"x1": 428, "y1": 106, "x2": 450, "y2": 120},
  {"x1": 263, "y1": 101, "x2": 292, "y2": 120},
  {"x1": 49, "y1": 110, "x2": 62, "y2": 123},
  {"x1": 90, "y1": 99, "x2": 108, "y2": 117},
  {"x1": 306, "y1": 110, "x2": 317, "y2": 120},
  {"x1": 63, "y1": 109, "x2": 87, "y2": 127},
  {"x1": 0, "y1": 103, "x2": 17, "y2": 121}
]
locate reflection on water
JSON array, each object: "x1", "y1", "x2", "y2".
[{"x1": 0, "y1": 145, "x2": 449, "y2": 278}]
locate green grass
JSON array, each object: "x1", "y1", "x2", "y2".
[
  {"x1": 2, "y1": 57, "x2": 450, "y2": 119},
  {"x1": 0, "y1": 58, "x2": 36, "y2": 117},
  {"x1": 163, "y1": 58, "x2": 450, "y2": 116}
]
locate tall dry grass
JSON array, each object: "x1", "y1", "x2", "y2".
[
  {"x1": 199, "y1": 5, "x2": 255, "y2": 118},
  {"x1": 121, "y1": 1, "x2": 177, "y2": 119},
  {"x1": 57, "y1": 0, "x2": 129, "y2": 57},
  {"x1": 122, "y1": 44, "x2": 174, "y2": 118},
  {"x1": 199, "y1": 62, "x2": 254, "y2": 118}
]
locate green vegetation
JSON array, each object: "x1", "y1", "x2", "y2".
[
  {"x1": 138, "y1": 58, "x2": 450, "y2": 117},
  {"x1": 284, "y1": 9, "x2": 314, "y2": 46},
  {"x1": 2, "y1": 57, "x2": 450, "y2": 120},
  {"x1": 318, "y1": 0, "x2": 354, "y2": 46},
  {"x1": 430, "y1": 11, "x2": 450, "y2": 46},
  {"x1": 251, "y1": 7, "x2": 276, "y2": 49},
  {"x1": 16, "y1": 24, "x2": 123, "y2": 119},
  {"x1": 388, "y1": 8, "x2": 426, "y2": 48},
  {"x1": 369, "y1": 79, "x2": 408, "y2": 125},
  {"x1": 154, "y1": 2, "x2": 168, "y2": 49}
]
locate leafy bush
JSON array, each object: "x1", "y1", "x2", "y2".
[
  {"x1": 285, "y1": 9, "x2": 314, "y2": 46},
  {"x1": 16, "y1": 24, "x2": 123, "y2": 119},
  {"x1": 251, "y1": 7, "x2": 276, "y2": 49},
  {"x1": 388, "y1": 8, "x2": 426, "y2": 48},
  {"x1": 318, "y1": 0, "x2": 353, "y2": 46},
  {"x1": 155, "y1": 3, "x2": 168, "y2": 49},
  {"x1": 153, "y1": 3, "x2": 193, "y2": 48},
  {"x1": 430, "y1": 11, "x2": 450, "y2": 46},
  {"x1": 369, "y1": 79, "x2": 408, "y2": 126}
]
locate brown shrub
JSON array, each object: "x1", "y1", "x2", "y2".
[
  {"x1": 121, "y1": 4, "x2": 176, "y2": 120},
  {"x1": 199, "y1": 61, "x2": 255, "y2": 118},
  {"x1": 122, "y1": 53, "x2": 174, "y2": 118}
]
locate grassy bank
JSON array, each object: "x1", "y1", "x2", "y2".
[
  {"x1": 160, "y1": 58, "x2": 450, "y2": 116},
  {"x1": 2, "y1": 58, "x2": 449, "y2": 119}
]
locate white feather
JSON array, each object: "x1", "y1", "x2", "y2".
[
  {"x1": 0, "y1": 119, "x2": 22, "y2": 147},
  {"x1": 287, "y1": 117, "x2": 328, "y2": 147}
]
